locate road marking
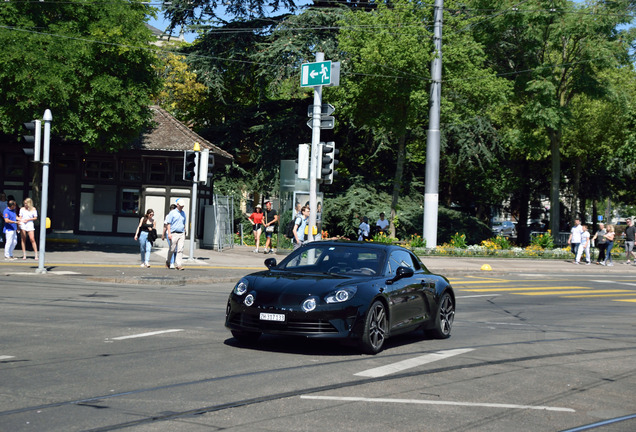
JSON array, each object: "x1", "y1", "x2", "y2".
[
  {"x1": 614, "y1": 298, "x2": 636, "y2": 303},
  {"x1": 457, "y1": 294, "x2": 502, "y2": 298},
  {"x1": 109, "y1": 329, "x2": 184, "y2": 340},
  {"x1": 516, "y1": 289, "x2": 631, "y2": 296},
  {"x1": 462, "y1": 286, "x2": 589, "y2": 292},
  {"x1": 354, "y1": 348, "x2": 474, "y2": 378},
  {"x1": 592, "y1": 280, "x2": 636, "y2": 287},
  {"x1": 567, "y1": 293, "x2": 636, "y2": 298},
  {"x1": 0, "y1": 355, "x2": 15, "y2": 360},
  {"x1": 300, "y1": 395, "x2": 575, "y2": 412}
]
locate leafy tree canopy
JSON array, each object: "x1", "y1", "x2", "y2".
[{"x1": 0, "y1": 0, "x2": 161, "y2": 151}]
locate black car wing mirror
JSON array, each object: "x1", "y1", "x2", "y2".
[
  {"x1": 386, "y1": 266, "x2": 414, "y2": 285},
  {"x1": 264, "y1": 257, "x2": 277, "y2": 269}
]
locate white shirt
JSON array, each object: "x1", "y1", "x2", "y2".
[
  {"x1": 571, "y1": 225, "x2": 583, "y2": 243},
  {"x1": 376, "y1": 218, "x2": 389, "y2": 230}
]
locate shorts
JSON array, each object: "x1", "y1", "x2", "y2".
[
  {"x1": 626, "y1": 241, "x2": 635, "y2": 253},
  {"x1": 253, "y1": 223, "x2": 262, "y2": 231},
  {"x1": 265, "y1": 231, "x2": 274, "y2": 238}
]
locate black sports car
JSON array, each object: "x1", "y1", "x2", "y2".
[{"x1": 225, "y1": 241, "x2": 455, "y2": 354}]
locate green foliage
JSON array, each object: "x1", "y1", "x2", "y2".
[
  {"x1": 372, "y1": 232, "x2": 396, "y2": 244},
  {"x1": 437, "y1": 207, "x2": 492, "y2": 245},
  {"x1": 0, "y1": 0, "x2": 161, "y2": 151},
  {"x1": 530, "y1": 231, "x2": 555, "y2": 250},
  {"x1": 449, "y1": 233, "x2": 467, "y2": 249}
]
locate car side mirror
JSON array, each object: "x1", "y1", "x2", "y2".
[
  {"x1": 386, "y1": 266, "x2": 414, "y2": 285},
  {"x1": 264, "y1": 257, "x2": 277, "y2": 269}
]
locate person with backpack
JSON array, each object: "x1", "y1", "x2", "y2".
[{"x1": 292, "y1": 205, "x2": 310, "y2": 250}]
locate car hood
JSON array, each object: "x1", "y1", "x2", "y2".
[{"x1": 244, "y1": 270, "x2": 373, "y2": 306}]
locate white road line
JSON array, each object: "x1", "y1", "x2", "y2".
[
  {"x1": 354, "y1": 348, "x2": 474, "y2": 378},
  {"x1": 0, "y1": 355, "x2": 15, "y2": 360},
  {"x1": 592, "y1": 280, "x2": 636, "y2": 287},
  {"x1": 300, "y1": 395, "x2": 575, "y2": 412},
  {"x1": 109, "y1": 329, "x2": 184, "y2": 341}
]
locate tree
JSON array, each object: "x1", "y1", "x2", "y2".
[
  {"x1": 0, "y1": 0, "x2": 161, "y2": 150},
  {"x1": 336, "y1": 0, "x2": 509, "y2": 238},
  {"x1": 470, "y1": 0, "x2": 636, "y2": 236}
]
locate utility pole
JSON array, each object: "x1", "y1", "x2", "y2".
[
  {"x1": 307, "y1": 52, "x2": 324, "y2": 242},
  {"x1": 188, "y1": 142, "x2": 200, "y2": 261},
  {"x1": 36, "y1": 109, "x2": 52, "y2": 274},
  {"x1": 423, "y1": 0, "x2": 443, "y2": 249}
]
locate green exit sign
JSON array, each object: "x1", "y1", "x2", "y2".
[{"x1": 301, "y1": 61, "x2": 332, "y2": 87}]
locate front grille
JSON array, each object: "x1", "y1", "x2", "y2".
[{"x1": 229, "y1": 313, "x2": 338, "y2": 334}]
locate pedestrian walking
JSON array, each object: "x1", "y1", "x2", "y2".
[
  {"x1": 18, "y1": 198, "x2": 38, "y2": 260},
  {"x1": 162, "y1": 204, "x2": 177, "y2": 268},
  {"x1": 568, "y1": 219, "x2": 583, "y2": 260},
  {"x1": 603, "y1": 225, "x2": 616, "y2": 266},
  {"x1": 134, "y1": 208, "x2": 155, "y2": 268},
  {"x1": 3, "y1": 200, "x2": 20, "y2": 259},
  {"x1": 292, "y1": 205, "x2": 310, "y2": 250},
  {"x1": 165, "y1": 199, "x2": 187, "y2": 270},
  {"x1": 622, "y1": 218, "x2": 636, "y2": 264},
  {"x1": 249, "y1": 204, "x2": 264, "y2": 253},
  {"x1": 263, "y1": 201, "x2": 278, "y2": 254},
  {"x1": 575, "y1": 225, "x2": 591, "y2": 265},
  {"x1": 592, "y1": 223, "x2": 607, "y2": 265}
]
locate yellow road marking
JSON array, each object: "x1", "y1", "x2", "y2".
[
  {"x1": 462, "y1": 286, "x2": 588, "y2": 292},
  {"x1": 516, "y1": 290, "x2": 631, "y2": 296},
  {"x1": 567, "y1": 293, "x2": 636, "y2": 298},
  {"x1": 614, "y1": 299, "x2": 636, "y2": 303}
]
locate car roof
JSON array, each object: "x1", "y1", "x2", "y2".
[{"x1": 312, "y1": 240, "x2": 406, "y2": 251}]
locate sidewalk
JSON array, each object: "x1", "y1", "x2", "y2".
[{"x1": 1, "y1": 243, "x2": 634, "y2": 284}]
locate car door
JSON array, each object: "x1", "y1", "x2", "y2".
[{"x1": 384, "y1": 250, "x2": 428, "y2": 332}]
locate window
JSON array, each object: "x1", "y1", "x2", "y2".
[
  {"x1": 121, "y1": 188, "x2": 140, "y2": 214},
  {"x1": 121, "y1": 160, "x2": 142, "y2": 182},
  {"x1": 147, "y1": 160, "x2": 167, "y2": 182},
  {"x1": 386, "y1": 250, "x2": 419, "y2": 275},
  {"x1": 83, "y1": 159, "x2": 114, "y2": 180}
]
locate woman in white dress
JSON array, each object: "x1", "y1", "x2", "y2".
[{"x1": 19, "y1": 197, "x2": 38, "y2": 260}]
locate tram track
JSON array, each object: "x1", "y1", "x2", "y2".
[{"x1": 2, "y1": 345, "x2": 635, "y2": 431}]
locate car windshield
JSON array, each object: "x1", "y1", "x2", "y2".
[{"x1": 278, "y1": 243, "x2": 385, "y2": 276}]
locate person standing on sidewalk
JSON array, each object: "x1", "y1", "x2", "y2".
[
  {"x1": 162, "y1": 204, "x2": 177, "y2": 269},
  {"x1": 575, "y1": 225, "x2": 591, "y2": 265},
  {"x1": 263, "y1": 201, "x2": 278, "y2": 254},
  {"x1": 165, "y1": 199, "x2": 186, "y2": 270},
  {"x1": 248, "y1": 205, "x2": 264, "y2": 253},
  {"x1": 604, "y1": 225, "x2": 616, "y2": 266},
  {"x1": 568, "y1": 219, "x2": 583, "y2": 260},
  {"x1": 3, "y1": 200, "x2": 20, "y2": 259},
  {"x1": 622, "y1": 218, "x2": 636, "y2": 264},
  {"x1": 592, "y1": 222, "x2": 607, "y2": 265},
  {"x1": 18, "y1": 198, "x2": 38, "y2": 260},
  {"x1": 134, "y1": 209, "x2": 155, "y2": 268}
]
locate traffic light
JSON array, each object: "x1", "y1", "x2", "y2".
[
  {"x1": 183, "y1": 150, "x2": 199, "y2": 182},
  {"x1": 296, "y1": 143, "x2": 310, "y2": 179},
  {"x1": 23, "y1": 120, "x2": 41, "y2": 162},
  {"x1": 319, "y1": 141, "x2": 339, "y2": 184},
  {"x1": 198, "y1": 149, "x2": 215, "y2": 184}
]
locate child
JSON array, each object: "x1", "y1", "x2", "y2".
[{"x1": 575, "y1": 225, "x2": 591, "y2": 265}]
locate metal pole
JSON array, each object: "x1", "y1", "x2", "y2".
[
  {"x1": 308, "y1": 52, "x2": 324, "y2": 242},
  {"x1": 188, "y1": 152, "x2": 198, "y2": 261},
  {"x1": 423, "y1": 0, "x2": 443, "y2": 249},
  {"x1": 36, "y1": 109, "x2": 52, "y2": 274}
]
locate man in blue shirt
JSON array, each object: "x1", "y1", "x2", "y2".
[
  {"x1": 165, "y1": 198, "x2": 187, "y2": 270},
  {"x1": 3, "y1": 200, "x2": 19, "y2": 259},
  {"x1": 292, "y1": 205, "x2": 310, "y2": 250}
]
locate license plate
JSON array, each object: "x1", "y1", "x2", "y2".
[{"x1": 260, "y1": 312, "x2": 285, "y2": 322}]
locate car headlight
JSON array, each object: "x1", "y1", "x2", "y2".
[
  {"x1": 234, "y1": 279, "x2": 248, "y2": 295},
  {"x1": 302, "y1": 297, "x2": 317, "y2": 312},
  {"x1": 325, "y1": 287, "x2": 357, "y2": 303}
]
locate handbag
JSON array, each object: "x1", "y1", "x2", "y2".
[{"x1": 266, "y1": 225, "x2": 275, "y2": 233}]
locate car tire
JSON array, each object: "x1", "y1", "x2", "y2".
[
  {"x1": 231, "y1": 330, "x2": 261, "y2": 344},
  {"x1": 429, "y1": 292, "x2": 454, "y2": 339},
  {"x1": 360, "y1": 300, "x2": 388, "y2": 354}
]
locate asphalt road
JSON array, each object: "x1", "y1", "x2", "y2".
[{"x1": 1, "y1": 271, "x2": 635, "y2": 432}]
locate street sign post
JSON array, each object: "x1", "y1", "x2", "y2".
[
  {"x1": 306, "y1": 116, "x2": 335, "y2": 129},
  {"x1": 307, "y1": 103, "x2": 336, "y2": 117}
]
